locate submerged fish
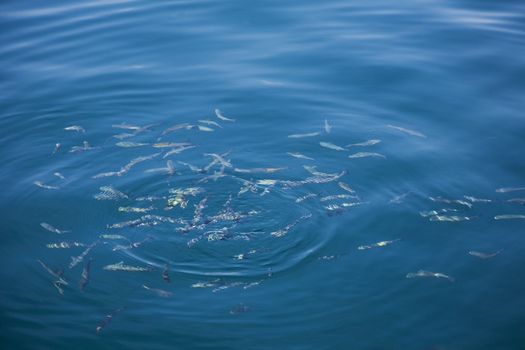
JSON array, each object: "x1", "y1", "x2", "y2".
[
  {"x1": 214, "y1": 109, "x2": 235, "y2": 122},
  {"x1": 468, "y1": 249, "x2": 503, "y2": 259},
  {"x1": 46, "y1": 242, "x2": 85, "y2": 249},
  {"x1": 348, "y1": 152, "x2": 386, "y2": 159},
  {"x1": 234, "y1": 167, "x2": 286, "y2": 174},
  {"x1": 429, "y1": 196, "x2": 472, "y2": 208},
  {"x1": 40, "y1": 222, "x2": 71, "y2": 234},
  {"x1": 338, "y1": 181, "x2": 356, "y2": 194},
  {"x1": 52, "y1": 143, "x2": 61, "y2": 155},
  {"x1": 463, "y1": 196, "x2": 492, "y2": 203},
  {"x1": 429, "y1": 215, "x2": 473, "y2": 222},
  {"x1": 387, "y1": 125, "x2": 426, "y2": 138},
  {"x1": 494, "y1": 214, "x2": 525, "y2": 220},
  {"x1": 270, "y1": 213, "x2": 312, "y2": 238},
  {"x1": 199, "y1": 119, "x2": 222, "y2": 128},
  {"x1": 64, "y1": 125, "x2": 85, "y2": 133},
  {"x1": 34, "y1": 181, "x2": 59, "y2": 190},
  {"x1": 324, "y1": 119, "x2": 332, "y2": 133},
  {"x1": 69, "y1": 141, "x2": 96, "y2": 153},
  {"x1": 303, "y1": 165, "x2": 339, "y2": 177},
  {"x1": 495, "y1": 186, "x2": 525, "y2": 193},
  {"x1": 145, "y1": 160, "x2": 176, "y2": 175},
  {"x1": 118, "y1": 206, "x2": 155, "y2": 213},
  {"x1": 319, "y1": 141, "x2": 346, "y2": 151},
  {"x1": 288, "y1": 132, "x2": 320, "y2": 138},
  {"x1": 163, "y1": 145, "x2": 196, "y2": 158},
  {"x1": 38, "y1": 259, "x2": 68, "y2": 286},
  {"x1": 103, "y1": 261, "x2": 151, "y2": 272},
  {"x1": 296, "y1": 193, "x2": 317, "y2": 203},
  {"x1": 69, "y1": 241, "x2": 97, "y2": 269},
  {"x1": 346, "y1": 139, "x2": 381, "y2": 147},
  {"x1": 162, "y1": 264, "x2": 170, "y2": 283},
  {"x1": 389, "y1": 192, "x2": 410, "y2": 204},
  {"x1": 94, "y1": 186, "x2": 128, "y2": 200},
  {"x1": 116, "y1": 141, "x2": 149, "y2": 148},
  {"x1": 96, "y1": 307, "x2": 124, "y2": 335},
  {"x1": 406, "y1": 270, "x2": 454, "y2": 282},
  {"x1": 196, "y1": 125, "x2": 214, "y2": 132},
  {"x1": 53, "y1": 172, "x2": 65, "y2": 180},
  {"x1": 358, "y1": 239, "x2": 400, "y2": 250},
  {"x1": 153, "y1": 142, "x2": 192, "y2": 148},
  {"x1": 287, "y1": 152, "x2": 314, "y2": 160},
  {"x1": 320, "y1": 194, "x2": 358, "y2": 202},
  {"x1": 99, "y1": 234, "x2": 127, "y2": 240},
  {"x1": 507, "y1": 198, "x2": 525, "y2": 205},
  {"x1": 230, "y1": 303, "x2": 251, "y2": 315},
  {"x1": 143, "y1": 284, "x2": 172, "y2": 297},
  {"x1": 79, "y1": 258, "x2": 92, "y2": 291}
]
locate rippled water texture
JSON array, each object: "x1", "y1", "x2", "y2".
[{"x1": 1, "y1": 1, "x2": 525, "y2": 349}]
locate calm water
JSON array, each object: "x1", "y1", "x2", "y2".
[{"x1": 1, "y1": 1, "x2": 525, "y2": 349}]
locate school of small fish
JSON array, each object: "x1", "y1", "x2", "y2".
[{"x1": 34, "y1": 112, "x2": 523, "y2": 334}]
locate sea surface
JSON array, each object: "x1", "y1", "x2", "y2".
[{"x1": 1, "y1": 1, "x2": 525, "y2": 349}]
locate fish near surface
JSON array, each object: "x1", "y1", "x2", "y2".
[
  {"x1": 319, "y1": 141, "x2": 346, "y2": 151},
  {"x1": 406, "y1": 270, "x2": 454, "y2": 282},
  {"x1": 468, "y1": 249, "x2": 503, "y2": 259},
  {"x1": 215, "y1": 109, "x2": 235, "y2": 122}
]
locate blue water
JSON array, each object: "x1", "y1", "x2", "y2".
[{"x1": 1, "y1": 1, "x2": 525, "y2": 349}]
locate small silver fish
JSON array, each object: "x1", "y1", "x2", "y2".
[
  {"x1": 153, "y1": 142, "x2": 192, "y2": 148},
  {"x1": 34, "y1": 181, "x2": 59, "y2": 190},
  {"x1": 507, "y1": 198, "x2": 525, "y2": 205},
  {"x1": 99, "y1": 234, "x2": 127, "y2": 240},
  {"x1": 142, "y1": 284, "x2": 172, "y2": 297},
  {"x1": 79, "y1": 258, "x2": 92, "y2": 291},
  {"x1": 64, "y1": 125, "x2": 85, "y2": 133},
  {"x1": 38, "y1": 259, "x2": 68, "y2": 286},
  {"x1": 230, "y1": 303, "x2": 251, "y2": 315},
  {"x1": 69, "y1": 141, "x2": 95, "y2": 153},
  {"x1": 40, "y1": 222, "x2": 71, "y2": 234},
  {"x1": 103, "y1": 261, "x2": 151, "y2": 272},
  {"x1": 429, "y1": 215, "x2": 472, "y2": 222},
  {"x1": 468, "y1": 249, "x2": 503, "y2": 259},
  {"x1": 348, "y1": 152, "x2": 386, "y2": 159},
  {"x1": 197, "y1": 125, "x2": 214, "y2": 132},
  {"x1": 389, "y1": 192, "x2": 410, "y2": 204},
  {"x1": 94, "y1": 186, "x2": 128, "y2": 200},
  {"x1": 320, "y1": 194, "x2": 358, "y2": 202},
  {"x1": 296, "y1": 193, "x2": 317, "y2": 203},
  {"x1": 53, "y1": 172, "x2": 65, "y2": 180},
  {"x1": 303, "y1": 165, "x2": 339, "y2": 177},
  {"x1": 324, "y1": 119, "x2": 332, "y2": 133},
  {"x1": 116, "y1": 141, "x2": 149, "y2": 148},
  {"x1": 163, "y1": 145, "x2": 196, "y2": 158},
  {"x1": 463, "y1": 196, "x2": 492, "y2": 203},
  {"x1": 118, "y1": 206, "x2": 154, "y2": 213},
  {"x1": 320, "y1": 141, "x2": 346, "y2": 151},
  {"x1": 406, "y1": 270, "x2": 454, "y2": 282},
  {"x1": 52, "y1": 143, "x2": 61, "y2": 155},
  {"x1": 387, "y1": 125, "x2": 426, "y2": 138},
  {"x1": 46, "y1": 242, "x2": 85, "y2": 249},
  {"x1": 358, "y1": 239, "x2": 400, "y2": 250},
  {"x1": 162, "y1": 264, "x2": 170, "y2": 283},
  {"x1": 288, "y1": 132, "x2": 320, "y2": 138},
  {"x1": 346, "y1": 139, "x2": 381, "y2": 147},
  {"x1": 338, "y1": 181, "x2": 356, "y2": 194},
  {"x1": 69, "y1": 241, "x2": 97, "y2": 269},
  {"x1": 494, "y1": 214, "x2": 525, "y2": 220},
  {"x1": 215, "y1": 109, "x2": 235, "y2": 122},
  {"x1": 199, "y1": 119, "x2": 222, "y2": 128},
  {"x1": 287, "y1": 152, "x2": 314, "y2": 160},
  {"x1": 496, "y1": 187, "x2": 525, "y2": 193}
]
